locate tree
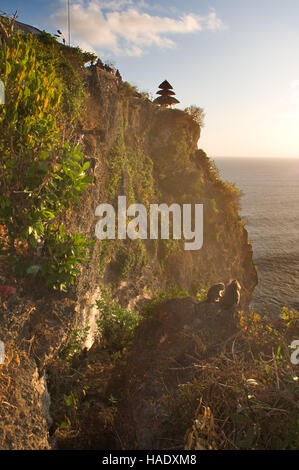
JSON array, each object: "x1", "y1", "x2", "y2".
[
  {"x1": 184, "y1": 105, "x2": 205, "y2": 127},
  {"x1": 0, "y1": 11, "x2": 17, "y2": 45}
]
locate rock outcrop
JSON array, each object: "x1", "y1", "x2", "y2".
[{"x1": 114, "y1": 297, "x2": 239, "y2": 449}]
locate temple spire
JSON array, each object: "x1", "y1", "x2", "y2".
[{"x1": 153, "y1": 80, "x2": 180, "y2": 108}]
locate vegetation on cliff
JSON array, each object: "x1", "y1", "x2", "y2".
[
  {"x1": 183, "y1": 307, "x2": 299, "y2": 450},
  {"x1": 0, "y1": 31, "x2": 94, "y2": 291},
  {"x1": 0, "y1": 26, "x2": 255, "y2": 296},
  {"x1": 47, "y1": 297, "x2": 298, "y2": 450},
  {"x1": 3, "y1": 26, "x2": 296, "y2": 453}
]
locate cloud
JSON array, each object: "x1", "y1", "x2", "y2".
[
  {"x1": 50, "y1": 1, "x2": 226, "y2": 56},
  {"x1": 99, "y1": 0, "x2": 134, "y2": 10}
]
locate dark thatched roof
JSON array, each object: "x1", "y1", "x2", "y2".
[
  {"x1": 154, "y1": 79, "x2": 179, "y2": 106},
  {"x1": 153, "y1": 95, "x2": 180, "y2": 105},
  {"x1": 156, "y1": 89, "x2": 176, "y2": 96},
  {"x1": 158, "y1": 80, "x2": 173, "y2": 90}
]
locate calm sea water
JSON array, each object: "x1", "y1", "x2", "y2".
[{"x1": 214, "y1": 157, "x2": 299, "y2": 317}]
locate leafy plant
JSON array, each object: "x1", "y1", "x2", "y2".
[
  {"x1": 96, "y1": 287, "x2": 142, "y2": 357},
  {"x1": 41, "y1": 225, "x2": 93, "y2": 291},
  {"x1": 0, "y1": 31, "x2": 93, "y2": 290},
  {"x1": 196, "y1": 288, "x2": 208, "y2": 302},
  {"x1": 60, "y1": 325, "x2": 90, "y2": 361},
  {"x1": 142, "y1": 285, "x2": 189, "y2": 317},
  {"x1": 108, "y1": 121, "x2": 156, "y2": 208},
  {"x1": 281, "y1": 306, "x2": 299, "y2": 327},
  {"x1": 115, "y1": 239, "x2": 149, "y2": 280}
]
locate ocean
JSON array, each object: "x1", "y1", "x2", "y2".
[{"x1": 214, "y1": 157, "x2": 299, "y2": 317}]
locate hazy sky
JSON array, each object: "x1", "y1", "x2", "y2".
[{"x1": 2, "y1": 0, "x2": 299, "y2": 157}]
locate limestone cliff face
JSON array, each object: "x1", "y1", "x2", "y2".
[
  {"x1": 0, "y1": 64, "x2": 257, "y2": 449},
  {"x1": 71, "y1": 65, "x2": 257, "y2": 310}
]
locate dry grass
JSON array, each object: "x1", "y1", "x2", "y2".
[
  {"x1": 47, "y1": 345, "x2": 118, "y2": 449},
  {"x1": 0, "y1": 342, "x2": 26, "y2": 411},
  {"x1": 182, "y1": 310, "x2": 299, "y2": 450}
]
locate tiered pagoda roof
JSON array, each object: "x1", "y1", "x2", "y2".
[{"x1": 153, "y1": 80, "x2": 180, "y2": 107}]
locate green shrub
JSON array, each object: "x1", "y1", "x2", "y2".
[
  {"x1": 108, "y1": 122, "x2": 156, "y2": 207},
  {"x1": 98, "y1": 239, "x2": 115, "y2": 275},
  {"x1": 40, "y1": 225, "x2": 93, "y2": 291},
  {"x1": 119, "y1": 81, "x2": 139, "y2": 98},
  {"x1": 142, "y1": 285, "x2": 189, "y2": 317},
  {"x1": 115, "y1": 239, "x2": 149, "y2": 280},
  {"x1": 196, "y1": 288, "x2": 208, "y2": 302},
  {"x1": 152, "y1": 130, "x2": 193, "y2": 196},
  {"x1": 35, "y1": 30, "x2": 93, "y2": 120},
  {"x1": 96, "y1": 287, "x2": 142, "y2": 357},
  {"x1": 159, "y1": 238, "x2": 181, "y2": 269},
  {"x1": 60, "y1": 326, "x2": 90, "y2": 361},
  {"x1": 0, "y1": 31, "x2": 92, "y2": 290}
]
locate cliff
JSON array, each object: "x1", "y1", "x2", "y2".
[
  {"x1": 4, "y1": 32, "x2": 296, "y2": 451},
  {"x1": 64, "y1": 63, "x2": 257, "y2": 308}
]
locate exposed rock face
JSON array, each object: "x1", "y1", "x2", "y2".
[
  {"x1": 70, "y1": 65, "x2": 257, "y2": 311},
  {"x1": 113, "y1": 297, "x2": 239, "y2": 449},
  {"x1": 0, "y1": 295, "x2": 76, "y2": 449},
  {"x1": 0, "y1": 354, "x2": 50, "y2": 450}
]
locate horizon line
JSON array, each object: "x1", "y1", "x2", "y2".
[{"x1": 211, "y1": 155, "x2": 299, "y2": 159}]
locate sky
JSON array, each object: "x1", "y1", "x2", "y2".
[{"x1": 2, "y1": 0, "x2": 299, "y2": 158}]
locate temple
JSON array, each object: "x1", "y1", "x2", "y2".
[{"x1": 153, "y1": 80, "x2": 180, "y2": 108}]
